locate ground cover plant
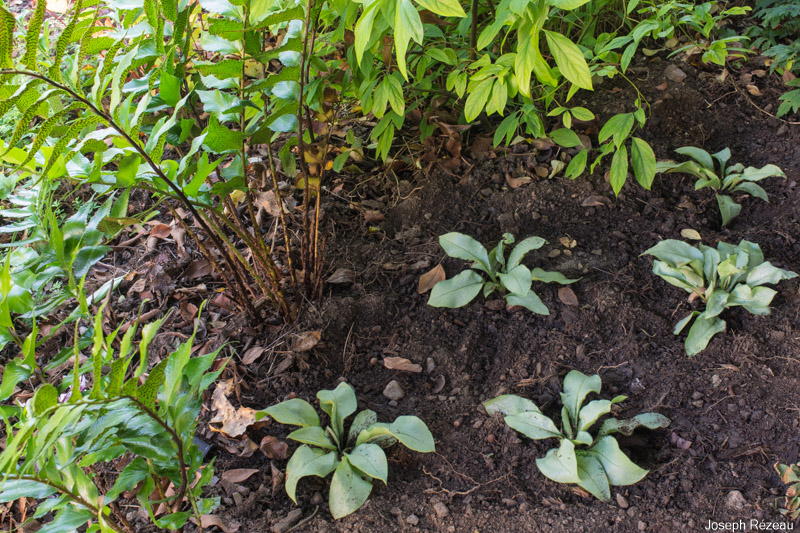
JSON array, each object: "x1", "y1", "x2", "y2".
[
  {"x1": 644, "y1": 239, "x2": 797, "y2": 356},
  {"x1": 0, "y1": 0, "x2": 798, "y2": 530},
  {"x1": 483, "y1": 370, "x2": 670, "y2": 502},
  {"x1": 428, "y1": 232, "x2": 578, "y2": 314},
  {"x1": 656, "y1": 147, "x2": 786, "y2": 226},
  {"x1": 259, "y1": 382, "x2": 434, "y2": 518}
]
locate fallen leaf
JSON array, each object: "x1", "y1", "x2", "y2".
[
  {"x1": 680, "y1": 228, "x2": 702, "y2": 241},
  {"x1": 364, "y1": 210, "x2": 385, "y2": 223},
  {"x1": 185, "y1": 259, "x2": 213, "y2": 280},
  {"x1": 198, "y1": 514, "x2": 239, "y2": 533},
  {"x1": 506, "y1": 174, "x2": 532, "y2": 188},
  {"x1": 752, "y1": 69, "x2": 767, "y2": 78},
  {"x1": 581, "y1": 195, "x2": 610, "y2": 207},
  {"x1": 549, "y1": 160, "x2": 566, "y2": 178},
  {"x1": 418, "y1": 264, "x2": 445, "y2": 294},
  {"x1": 179, "y1": 301, "x2": 199, "y2": 322},
  {"x1": 558, "y1": 287, "x2": 579, "y2": 306},
  {"x1": 222, "y1": 468, "x2": 260, "y2": 484},
  {"x1": 271, "y1": 462, "x2": 284, "y2": 497},
  {"x1": 288, "y1": 331, "x2": 321, "y2": 352},
  {"x1": 610, "y1": 87, "x2": 623, "y2": 93},
  {"x1": 241, "y1": 346, "x2": 266, "y2": 365},
  {"x1": 150, "y1": 223, "x2": 172, "y2": 239},
  {"x1": 260, "y1": 436, "x2": 289, "y2": 460},
  {"x1": 209, "y1": 381, "x2": 257, "y2": 439},
  {"x1": 655, "y1": 82, "x2": 668, "y2": 91},
  {"x1": 255, "y1": 191, "x2": 281, "y2": 217},
  {"x1": 327, "y1": 268, "x2": 355, "y2": 284},
  {"x1": 746, "y1": 84, "x2": 762, "y2": 96},
  {"x1": 383, "y1": 357, "x2": 423, "y2": 373}
]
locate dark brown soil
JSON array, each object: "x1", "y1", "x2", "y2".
[{"x1": 191, "y1": 57, "x2": 800, "y2": 533}]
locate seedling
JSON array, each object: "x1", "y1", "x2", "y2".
[
  {"x1": 656, "y1": 147, "x2": 786, "y2": 226},
  {"x1": 483, "y1": 371, "x2": 669, "y2": 501},
  {"x1": 644, "y1": 239, "x2": 797, "y2": 356},
  {"x1": 775, "y1": 462, "x2": 800, "y2": 519},
  {"x1": 258, "y1": 382, "x2": 435, "y2": 519},
  {"x1": 428, "y1": 232, "x2": 579, "y2": 314}
]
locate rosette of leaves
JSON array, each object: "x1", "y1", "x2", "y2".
[
  {"x1": 0, "y1": 303, "x2": 224, "y2": 532},
  {"x1": 258, "y1": 382, "x2": 435, "y2": 519},
  {"x1": 774, "y1": 462, "x2": 800, "y2": 519},
  {"x1": 656, "y1": 147, "x2": 786, "y2": 226},
  {"x1": 427, "y1": 232, "x2": 579, "y2": 314},
  {"x1": 483, "y1": 371, "x2": 670, "y2": 501},
  {"x1": 644, "y1": 239, "x2": 797, "y2": 356}
]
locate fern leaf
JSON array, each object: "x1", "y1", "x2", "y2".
[
  {"x1": 22, "y1": 0, "x2": 46, "y2": 69},
  {"x1": 40, "y1": 115, "x2": 103, "y2": 178},
  {"x1": 16, "y1": 102, "x2": 85, "y2": 169},
  {"x1": 0, "y1": 79, "x2": 45, "y2": 117},
  {"x1": 1, "y1": 89, "x2": 66, "y2": 156},
  {"x1": 0, "y1": 6, "x2": 14, "y2": 69},
  {"x1": 48, "y1": 0, "x2": 85, "y2": 81}
]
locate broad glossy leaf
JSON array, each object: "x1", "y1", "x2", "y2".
[
  {"x1": 610, "y1": 145, "x2": 628, "y2": 195},
  {"x1": 427, "y1": 270, "x2": 484, "y2": 308},
  {"x1": 483, "y1": 394, "x2": 541, "y2": 417},
  {"x1": 631, "y1": 137, "x2": 656, "y2": 189},
  {"x1": 729, "y1": 284, "x2": 777, "y2": 315},
  {"x1": 598, "y1": 413, "x2": 671, "y2": 438},
  {"x1": 550, "y1": 128, "x2": 582, "y2": 148},
  {"x1": 716, "y1": 194, "x2": 742, "y2": 227},
  {"x1": 288, "y1": 426, "x2": 337, "y2": 450},
  {"x1": 565, "y1": 149, "x2": 588, "y2": 179},
  {"x1": 561, "y1": 370, "x2": 601, "y2": 423},
  {"x1": 578, "y1": 397, "x2": 625, "y2": 432},
  {"x1": 675, "y1": 146, "x2": 713, "y2": 170},
  {"x1": 507, "y1": 237, "x2": 547, "y2": 269},
  {"x1": 548, "y1": 0, "x2": 590, "y2": 8},
  {"x1": 643, "y1": 239, "x2": 704, "y2": 267},
  {"x1": 576, "y1": 452, "x2": 611, "y2": 501},
  {"x1": 738, "y1": 164, "x2": 786, "y2": 181},
  {"x1": 589, "y1": 436, "x2": 648, "y2": 486},
  {"x1": 438, "y1": 233, "x2": 491, "y2": 271},
  {"x1": 0, "y1": 479, "x2": 57, "y2": 501},
  {"x1": 598, "y1": 113, "x2": 634, "y2": 148},
  {"x1": 347, "y1": 443, "x2": 388, "y2": 483},
  {"x1": 414, "y1": 0, "x2": 466, "y2": 17},
  {"x1": 258, "y1": 398, "x2": 320, "y2": 427},
  {"x1": 732, "y1": 182, "x2": 768, "y2": 202},
  {"x1": 543, "y1": 30, "x2": 592, "y2": 90},
  {"x1": 36, "y1": 505, "x2": 94, "y2": 533},
  {"x1": 704, "y1": 289, "x2": 729, "y2": 318},
  {"x1": 498, "y1": 265, "x2": 532, "y2": 296},
  {"x1": 684, "y1": 315, "x2": 726, "y2": 356},
  {"x1": 673, "y1": 311, "x2": 697, "y2": 334},
  {"x1": 395, "y1": 0, "x2": 424, "y2": 79},
  {"x1": 329, "y1": 457, "x2": 373, "y2": 519},
  {"x1": 285, "y1": 445, "x2": 338, "y2": 502},
  {"x1": 465, "y1": 78, "x2": 494, "y2": 123},
  {"x1": 356, "y1": 416, "x2": 435, "y2": 452},
  {"x1": 505, "y1": 289, "x2": 550, "y2": 315},
  {"x1": 505, "y1": 411, "x2": 562, "y2": 440},
  {"x1": 745, "y1": 262, "x2": 798, "y2": 287},
  {"x1": 536, "y1": 439, "x2": 580, "y2": 483}
]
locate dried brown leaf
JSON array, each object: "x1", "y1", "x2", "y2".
[
  {"x1": 383, "y1": 357, "x2": 423, "y2": 373},
  {"x1": 209, "y1": 381, "x2": 257, "y2": 439},
  {"x1": 260, "y1": 436, "x2": 289, "y2": 460},
  {"x1": 150, "y1": 223, "x2": 172, "y2": 239},
  {"x1": 581, "y1": 195, "x2": 610, "y2": 207},
  {"x1": 364, "y1": 210, "x2": 385, "y2": 223},
  {"x1": 185, "y1": 259, "x2": 213, "y2": 280},
  {"x1": 199, "y1": 514, "x2": 239, "y2": 533},
  {"x1": 326, "y1": 268, "x2": 355, "y2": 284},
  {"x1": 506, "y1": 174, "x2": 533, "y2": 188},
  {"x1": 288, "y1": 331, "x2": 321, "y2": 352},
  {"x1": 558, "y1": 287, "x2": 579, "y2": 306},
  {"x1": 241, "y1": 346, "x2": 266, "y2": 365},
  {"x1": 255, "y1": 191, "x2": 281, "y2": 217},
  {"x1": 746, "y1": 84, "x2": 762, "y2": 96},
  {"x1": 418, "y1": 264, "x2": 445, "y2": 294},
  {"x1": 680, "y1": 228, "x2": 702, "y2": 241},
  {"x1": 222, "y1": 468, "x2": 260, "y2": 484}
]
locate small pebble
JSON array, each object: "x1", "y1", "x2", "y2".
[
  {"x1": 383, "y1": 380, "x2": 405, "y2": 401},
  {"x1": 407, "y1": 514, "x2": 420, "y2": 525},
  {"x1": 433, "y1": 502, "x2": 450, "y2": 518},
  {"x1": 616, "y1": 493, "x2": 629, "y2": 509}
]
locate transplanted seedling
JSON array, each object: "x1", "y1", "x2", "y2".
[
  {"x1": 257, "y1": 382, "x2": 435, "y2": 519},
  {"x1": 656, "y1": 146, "x2": 785, "y2": 226},
  {"x1": 428, "y1": 232, "x2": 579, "y2": 314},
  {"x1": 644, "y1": 239, "x2": 797, "y2": 356},
  {"x1": 483, "y1": 371, "x2": 670, "y2": 501}
]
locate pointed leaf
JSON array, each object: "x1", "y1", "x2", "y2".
[
  {"x1": 505, "y1": 411, "x2": 563, "y2": 440},
  {"x1": 259, "y1": 398, "x2": 320, "y2": 427},
  {"x1": 536, "y1": 439, "x2": 580, "y2": 483},
  {"x1": 483, "y1": 394, "x2": 541, "y2": 417},
  {"x1": 329, "y1": 457, "x2": 373, "y2": 519},
  {"x1": 285, "y1": 445, "x2": 338, "y2": 502},
  {"x1": 427, "y1": 270, "x2": 484, "y2": 308},
  {"x1": 589, "y1": 436, "x2": 648, "y2": 486},
  {"x1": 347, "y1": 443, "x2": 388, "y2": 483}
]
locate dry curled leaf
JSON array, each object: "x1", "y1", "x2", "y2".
[
  {"x1": 670, "y1": 432, "x2": 693, "y2": 450},
  {"x1": 209, "y1": 380, "x2": 257, "y2": 439},
  {"x1": 680, "y1": 228, "x2": 702, "y2": 241},
  {"x1": 260, "y1": 436, "x2": 289, "y2": 460},
  {"x1": 222, "y1": 468, "x2": 260, "y2": 484},
  {"x1": 581, "y1": 195, "x2": 610, "y2": 207},
  {"x1": 558, "y1": 287, "x2": 579, "y2": 307},
  {"x1": 745, "y1": 84, "x2": 762, "y2": 96},
  {"x1": 198, "y1": 514, "x2": 240, "y2": 533},
  {"x1": 505, "y1": 174, "x2": 532, "y2": 188},
  {"x1": 418, "y1": 264, "x2": 445, "y2": 294},
  {"x1": 150, "y1": 223, "x2": 172, "y2": 239},
  {"x1": 241, "y1": 346, "x2": 266, "y2": 365},
  {"x1": 327, "y1": 268, "x2": 355, "y2": 284},
  {"x1": 288, "y1": 331, "x2": 321, "y2": 352},
  {"x1": 383, "y1": 357, "x2": 423, "y2": 373},
  {"x1": 255, "y1": 190, "x2": 281, "y2": 217}
]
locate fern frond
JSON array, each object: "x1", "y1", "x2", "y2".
[
  {"x1": 0, "y1": 6, "x2": 14, "y2": 69},
  {"x1": 22, "y1": 0, "x2": 47, "y2": 70},
  {"x1": 48, "y1": 0, "x2": 85, "y2": 81},
  {"x1": 16, "y1": 102, "x2": 86, "y2": 169}
]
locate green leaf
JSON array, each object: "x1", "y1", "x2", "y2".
[
  {"x1": 589, "y1": 436, "x2": 648, "y2": 486},
  {"x1": 259, "y1": 398, "x2": 320, "y2": 427},
  {"x1": 203, "y1": 116, "x2": 244, "y2": 154},
  {"x1": 395, "y1": 0, "x2": 424, "y2": 80},
  {"x1": 550, "y1": 128, "x2": 582, "y2": 148},
  {"x1": 565, "y1": 149, "x2": 588, "y2": 179},
  {"x1": 354, "y1": 0, "x2": 380, "y2": 65},
  {"x1": 576, "y1": 452, "x2": 611, "y2": 501},
  {"x1": 0, "y1": 479, "x2": 57, "y2": 502},
  {"x1": 498, "y1": 265, "x2": 532, "y2": 296},
  {"x1": 465, "y1": 78, "x2": 494, "y2": 122},
  {"x1": 630, "y1": 137, "x2": 655, "y2": 189},
  {"x1": 548, "y1": 0, "x2": 591, "y2": 8},
  {"x1": 732, "y1": 182, "x2": 768, "y2": 202},
  {"x1": 505, "y1": 289, "x2": 550, "y2": 315},
  {"x1": 684, "y1": 315, "x2": 726, "y2": 356},
  {"x1": 598, "y1": 113, "x2": 634, "y2": 149},
  {"x1": 642, "y1": 239, "x2": 704, "y2": 267},
  {"x1": 37, "y1": 505, "x2": 94, "y2": 533},
  {"x1": 318, "y1": 382, "x2": 358, "y2": 441},
  {"x1": 675, "y1": 146, "x2": 713, "y2": 170},
  {"x1": 288, "y1": 426, "x2": 337, "y2": 450},
  {"x1": 543, "y1": 30, "x2": 593, "y2": 90},
  {"x1": 598, "y1": 413, "x2": 671, "y2": 438},
  {"x1": 347, "y1": 443, "x2": 388, "y2": 483},
  {"x1": 745, "y1": 262, "x2": 798, "y2": 287},
  {"x1": 530, "y1": 268, "x2": 580, "y2": 285},
  {"x1": 329, "y1": 457, "x2": 373, "y2": 519},
  {"x1": 610, "y1": 145, "x2": 629, "y2": 195},
  {"x1": 505, "y1": 411, "x2": 563, "y2": 440},
  {"x1": 673, "y1": 311, "x2": 697, "y2": 334},
  {"x1": 438, "y1": 232, "x2": 491, "y2": 271},
  {"x1": 561, "y1": 370, "x2": 601, "y2": 424},
  {"x1": 414, "y1": 0, "x2": 466, "y2": 17},
  {"x1": 106, "y1": 457, "x2": 149, "y2": 502},
  {"x1": 536, "y1": 439, "x2": 580, "y2": 483},
  {"x1": 578, "y1": 397, "x2": 624, "y2": 431},
  {"x1": 348, "y1": 409, "x2": 378, "y2": 446},
  {"x1": 285, "y1": 445, "x2": 339, "y2": 503},
  {"x1": 0, "y1": 359, "x2": 34, "y2": 402},
  {"x1": 33, "y1": 384, "x2": 58, "y2": 416},
  {"x1": 356, "y1": 416, "x2": 435, "y2": 452},
  {"x1": 483, "y1": 394, "x2": 542, "y2": 417},
  {"x1": 716, "y1": 194, "x2": 741, "y2": 227},
  {"x1": 570, "y1": 107, "x2": 594, "y2": 121},
  {"x1": 428, "y1": 270, "x2": 484, "y2": 308},
  {"x1": 507, "y1": 237, "x2": 547, "y2": 269}
]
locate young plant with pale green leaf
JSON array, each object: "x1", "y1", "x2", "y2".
[
  {"x1": 774, "y1": 461, "x2": 800, "y2": 519},
  {"x1": 0, "y1": 303, "x2": 224, "y2": 532},
  {"x1": 258, "y1": 382, "x2": 435, "y2": 519},
  {"x1": 483, "y1": 370, "x2": 670, "y2": 501},
  {"x1": 428, "y1": 232, "x2": 578, "y2": 314},
  {"x1": 644, "y1": 239, "x2": 797, "y2": 356},
  {"x1": 656, "y1": 147, "x2": 786, "y2": 226}
]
